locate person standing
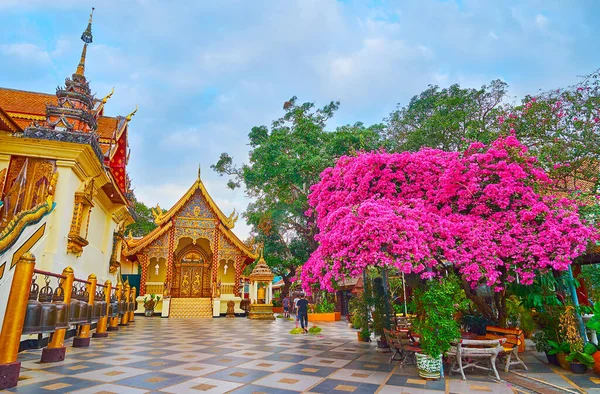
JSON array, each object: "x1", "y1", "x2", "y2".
[
  {"x1": 296, "y1": 294, "x2": 309, "y2": 333},
  {"x1": 283, "y1": 296, "x2": 290, "y2": 318},
  {"x1": 293, "y1": 294, "x2": 300, "y2": 325}
]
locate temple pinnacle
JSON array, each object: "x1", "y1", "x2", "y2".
[{"x1": 75, "y1": 7, "x2": 94, "y2": 76}]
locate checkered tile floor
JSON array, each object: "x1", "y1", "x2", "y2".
[{"x1": 6, "y1": 317, "x2": 571, "y2": 393}]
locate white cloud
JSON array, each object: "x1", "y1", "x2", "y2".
[
  {"x1": 535, "y1": 14, "x2": 549, "y2": 29},
  {"x1": 0, "y1": 43, "x2": 51, "y2": 64}
]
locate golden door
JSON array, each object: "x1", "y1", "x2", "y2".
[{"x1": 173, "y1": 250, "x2": 212, "y2": 298}]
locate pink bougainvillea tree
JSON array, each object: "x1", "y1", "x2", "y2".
[{"x1": 302, "y1": 136, "x2": 597, "y2": 324}]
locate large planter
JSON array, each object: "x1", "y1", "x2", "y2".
[
  {"x1": 272, "y1": 307, "x2": 283, "y2": 313},
  {"x1": 593, "y1": 351, "x2": 600, "y2": 375},
  {"x1": 416, "y1": 353, "x2": 443, "y2": 380},
  {"x1": 570, "y1": 363, "x2": 587, "y2": 374},
  {"x1": 308, "y1": 312, "x2": 340, "y2": 322},
  {"x1": 556, "y1": 353, "x2": 571, "y2": 370},
  {"x1": 545, "y1": 352, "x2": 559, "y2": 366},
  {"x1": 357, "y1": 332, "x2": 371, "y2": 342}
]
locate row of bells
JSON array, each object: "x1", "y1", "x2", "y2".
[{"x1": 23, "y1": 280, "x2": 132, "y2": 335}]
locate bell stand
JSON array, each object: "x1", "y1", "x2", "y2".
[
  {"x1": 40, "y1": 267, "x2": 74, "y2": 362},
  {"x1": 108, "y1": 283, "x2": 122, "y2": 331},
  {"x1": 92, "y1": 280, "x2": 112, "y2": 338},
  {"x1": 72, "y1": 275, "x2": 95, "y2": 347}
]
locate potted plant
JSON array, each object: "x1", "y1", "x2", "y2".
[
  {"x1": 358, "y1": 327, "x2": 371, "y2": 342},
  {"x1": 567, "y1": 343, "x2": 596, "y2": 374},
  {"x1": 272, "y1": 298, "x2": 283, "y2": 313},
  {"x1": 533, "y1": 332, "x2": 559, "y2": 366},
  {"x1": 560, "y1": 305, "x2": 589, "y2": 373},
  {"x1": 413, "y1": 277, "x2": 461, "y2": 380},
  {"x1": 143, "y1": 294, "x2": 161, "y2": 316},
  {"x1": 548, "y1": 340, "x2": 572, "y2": 370},
  {"x1": 585, "y1": 301, "x2": 600, "y2": 374}
]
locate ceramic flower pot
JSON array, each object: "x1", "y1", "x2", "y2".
[
  {"x1": 593, "y1": 351, "x2": 600, "y2": 375},
  {"x1": 416, "y1": 353, "x2": 442, "y2": 380},
  {"x1": 556, "y1": 353, "x2": 570, "y2": 370},
  {"x1": 570, "y1": 362, "x2": 587, "y2": 374},
  {"x1": 144, "y1": 309, "x2": 154, "y2": 317}
]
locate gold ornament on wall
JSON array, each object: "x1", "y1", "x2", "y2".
[{"x1": 67, "y1": 176, "x2": 96, "y2": 256}]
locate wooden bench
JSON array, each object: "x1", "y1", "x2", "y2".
[
  {"x1": 485, "y1": 326, "x2": 528, "y2": 372},
  {"x1": 448, "y1": 338, "x2": 505, "y2": 381},
  {"x1": 383, "y1": 328, "x2": 420, "y2": 366}
]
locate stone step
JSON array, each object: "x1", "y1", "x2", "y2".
[{"x1": 169, "y1": 297, "x2": 213, "y2": 318}]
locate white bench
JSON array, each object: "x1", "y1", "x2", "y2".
[{"x1": 448, "y1": 338, "x2": 506, "y2": 381}]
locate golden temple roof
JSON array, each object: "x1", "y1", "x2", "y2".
[
  {"x1": 124, "y1": 174, "x2": 258, "y2": 261},
  {"x1": 0, "y1": 87, "x2": 122, "y2": 139}
]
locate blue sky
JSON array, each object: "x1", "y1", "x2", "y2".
[{"x1": 1, "y1": 0, "x2": 599, "y2": 240}]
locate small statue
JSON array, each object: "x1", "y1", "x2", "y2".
[{"x1": 223, "y1": 262, "x2": 228, "y2": 275}]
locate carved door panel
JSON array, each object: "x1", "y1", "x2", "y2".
[{"x1": 174, "y1": 250, "x2": 211, "y2": 298}]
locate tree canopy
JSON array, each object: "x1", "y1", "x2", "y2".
[
  {"x1": 303, "y1": 136, "x2": 598, "y2": 325},
  {"x1": 212, "y1": 97, "x2": 384, "y2": 294},
  {"x1": 126, "y1": 197, "x2": 157, "y2": 237}
]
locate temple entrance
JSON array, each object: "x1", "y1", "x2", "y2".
[{"x1": 171, "y1": 242, "x2": 212, "y2": 298}]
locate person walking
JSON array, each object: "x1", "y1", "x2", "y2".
[
  {"x1": 296, "y1": 294, "x2": 309, "y2": 333},
  {"x1": 293, "y1": 294, "x2": 300, "y2": 327}
]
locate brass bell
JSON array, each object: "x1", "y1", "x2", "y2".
[
  {"x1": 53, "y1": 284, "x2": 69, "y2": 330},
  {"x1": 110, "y1": 293, "x2": 119, "y2": 318},
  {"x1": 69, "y1": 285, "x2": 81, "y2": 324},
  {"x1": 118, "y1": 292, "x2": 126, "y2": 316},
  {"x1": 39, "y1": 277, "x2": 57, "y2": 333},
  {"x1": 22, "y1": 277, "x2": 42, "y2": 335},
  {"x1": 78, "y1": 287, "x2": 91, "y2": 324},
  {"x1": 91, "y1": 290, "x2": 102, "y2": 323}
]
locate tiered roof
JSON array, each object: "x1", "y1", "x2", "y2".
[
  {"x1": 0, "y1": 8, "x2": 135, "y2": 200},
  {"x1": 124, "y1": 172, "x2": 258, "y2": 265}
]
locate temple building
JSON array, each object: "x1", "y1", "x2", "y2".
[
  {"x1": 0, "y1": 9, "x2": 135, "y2": 327},
  {"x1": 123, "y1": 170, "x2": 258, "y2": 318}
]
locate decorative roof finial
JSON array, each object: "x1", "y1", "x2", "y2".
[
  {"x1": 126, "y1": 105, "x2": 138, "y2": 121},
  {"x1": 101, "y1": 87, "x2": 114, "y2": 104},
  {"x1": 198, "y1": 164, "x2": 201, "y2": 179},
  {"x1": 75, "y1": 7, "x2": 94, "y2": 76}
]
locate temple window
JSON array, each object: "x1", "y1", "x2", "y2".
[
  {"x1": 67, "y1": 177, "x2": 96, "y2": 256},
  {"x1": 0, "y1": 156, "x2": 57, "y2": 231}
]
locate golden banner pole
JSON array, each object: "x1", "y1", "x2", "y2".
[
  {"x1": 93, "y1": 280, "x2": 111, "y2": 338},
  {"x1": 0, "y1": 253, "x2": 36, "y2": 390},
  {"x1": 108, "y1": 283, "x2": 121, "y2": 331},
  {"x1": 41, "y1": 266, "x2": 74, "y2": 363},
  {"x1": 73, "y1": 273, "x2": 96, "y2": 347},
  {"x1": 119, "y1": 283, "x2": 130, "y2": 326},
  {"x1": 129, "y1": 286, "x2": 136, "y2": 322}
]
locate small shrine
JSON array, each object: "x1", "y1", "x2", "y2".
[{"x1": 247, "y1": 249, "x2": 275, "y2": 320}]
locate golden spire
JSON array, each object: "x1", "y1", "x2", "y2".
[
  {"x1": 197, "y1": 164, "x2": 202, "y2": 180},
  {"x1": 126, "y1": 105, "x2": 138, "y2": 122},
  {"x1": 75, "y1": 7, "x2": 94, "y2": 76}
]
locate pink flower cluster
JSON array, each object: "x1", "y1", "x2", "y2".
[{"x1": 301, "y1": 136, "x2": 597, "y2": 292}]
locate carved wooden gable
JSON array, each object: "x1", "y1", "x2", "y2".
[{"x1": 173, "y1": 189, "x2": 217, "y2": 248}]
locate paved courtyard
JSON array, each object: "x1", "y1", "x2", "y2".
[{"x1": 5, "y1": 317, "x2": 599, "y2": 393}]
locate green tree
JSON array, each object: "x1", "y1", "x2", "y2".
[
  {"x1": 126, "y1": 198, "x2": 157, "y2": 237},
  {"x1": 385, "y1": 80, "x2": 508, "y2": 152},
  {"x1": 212, "y1": 97, "x2": 384, "y2": 295}
]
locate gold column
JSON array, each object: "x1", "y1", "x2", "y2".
[
  {"x1": 93, "y1": 280, "x2": 111, "y2": 338},
  {"x1": 108, "y1": 283, "x2": 122, "y2": 331},
  {"x1": 119, "y1": 283, "x2": 130, "y2": 326},
  {"x1": 0, "y1": 253, "x2": 36, "y2": 364},
  {"x1": 41, "y1": 266, "x2": 74, "y2": 363},
  {"x1": 129, "y1": 287, "x2": 136, "y2": 322},
  {"x1": 73, "y1": 273, "x2": 96, "y2": 347}
]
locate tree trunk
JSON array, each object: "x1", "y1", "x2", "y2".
[{"x1": 459, "y1": 279, "x2": 497, "y2": 323}]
